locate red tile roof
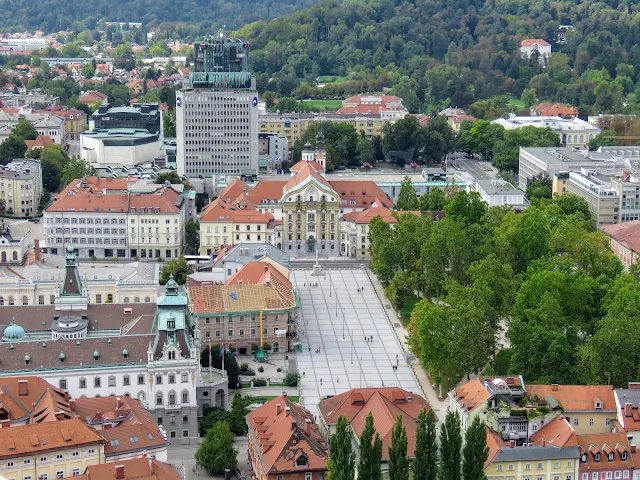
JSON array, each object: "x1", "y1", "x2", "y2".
[
  {"x1": 248, "y1": 396, "x2": 327, "y2": 475},
  {"x1": 601, "y1": 221, "x2": 640, "y2": 254},
  {"x1": 285, "y1": 162, "x2": 333, "y2": 192},
  {"x1": 531, "y1": 103, "x2": 579, "y2": 117},
  {"x1": 0, "y1": 418, "x2": 105, "y2": 459},
  {"x1": 530, "y1": 416, "x2": 577, "y2": 447},
  {"x1": 74, "y1": 395, "x2": 167, "y2": 457},
  {"x1": 526, "y1": 385, "x2": 616, "y2": 412},
  {"x1": 330, "y1": 180, "x2": 393, "y2": 208},
  {"x1": 24, "y1": 135, "x2": 54, "y2": 151},
  {"x1": 318, "y1": 388, "x2": 431, "y2": 458},
  {"x1": 0, "y1": 376, "x2": 72, "y2": 423},
  {"x1": 485, "y1": 428, "x2": 506, "y2": 466},
  {"x1": 226, "y1": 262, "x2": 293, "y2": 303},
  {"x1": 68, "y1": 458, "x2": 180, "y2": 480},
  {"x1": 79, "y1": 91, "x2": 107, "y2": 104},
  {"x1": 521, "y1": 39, "x2": 551, "y2": 47},
  {"x1": 576, "y1": 432, "x2": 633, "y2": 471},
  {"x1": 218, "y1": 178, "x2": 249, "y2": 203},
  {"x1": 340, "y1": 95, "x2": 406, "y2": 116},
  {"x1": 449, "y1": 379, "x2": 492, "y2": 414},
  {"x1": 342, "y1": 206, "x2": 418, "y2": 224},
  {"x1": 290, "y1": 160, "x2": 325, "y2": 173},
  {"x1": 248, "y1": 180, "x2": 287, "y2": 204}
]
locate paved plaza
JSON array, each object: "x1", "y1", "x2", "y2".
[{"x1": 292, "y1": 268, "x2": 421, "y2": 417}]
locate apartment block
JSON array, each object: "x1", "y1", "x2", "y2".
[
  {"x1": 0, "y1": 158, "x2": 42, "y2": 217},
  {"x1": 43, "y1": 177, "x2": 188, "y2": 260},
  {"x1": 566, "y1": 170, "x2": 619, "y2": 226}
]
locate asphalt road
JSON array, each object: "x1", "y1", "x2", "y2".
[{"x1": 454, "y1": 158, "x2": 496, "y2": 181}]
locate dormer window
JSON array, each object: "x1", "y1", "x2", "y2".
[
  {"x1": 168, "y1": 350, "x2": 176, "y2": 360},
  {"x1": 594, "y1": 454, "x2": 600, "y2": 462},
  {"x1": 621, "y1": 452, "x2": 627, "y2": 460},
  {"x1": 581, "y1": 455, "x2": 587, "y2": 463},
  {"x1": 595, "y1": 402, "x2": 602, "y2": 409},
  {"x1": 296, "y1": 455, "x2": 308, "y2": 466},
  {"x1": 608, "y1": 453, "x2": 614, "y2": 462}
]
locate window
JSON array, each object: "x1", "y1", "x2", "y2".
[
  {"x1": 582, "y1": 475, "x2": 588, "y2": 480},
  {"x1": 594, "y1": 454, "x2": 600, "y2": 462},
  {"x1": 156, "y1": 392, "x2": 163, "y2": 405},
  {"x1": 615, "y1": 473, "x2": 622, "y2": 480},
  {"x1": 182, "y1": 390, "x2": 189, "y2": 403},
  {"x1": 108, "y1": 376, "x2": 116, "y2": 387},
  {"x1": 72, "y1": 451, "x2": 79, "y2": 457},
  {"x1": 306, "y1": 474, "x2": 312, "y2": 480},
  {"x1": 170, "y1": 431, "x2": 176, "y2": 438},
  {"x1": 138, "y1": 374, "x2": 145, "y2": 385},
  {"x1": 621, "y1": 452, "x2": 627, "y2": 460},
  {"x1": 538, "y1": 463, "x2": 543, "y2": 470},
  {"x1": 497, "y1": 465, "x2": 503, "y2": 472},
  {"x1": 123, "y1": 375, "x2": 130, "y2": 386},
  {"x1": 88, "y1": 449, "x2": 94, "y2": 455},
  {"x1": 525, "y1": 464, "x2": 531, "y2": 471},
  {"x1": 40, "y1": 457, "x2": 47, "y2": 462},
  {"x1": 79, "y1": 378, "x2": 86, "y2": 388},
  {"x1": 169, "y1": 374, "x2": 175, "y2": 384},
  {"x1": 59, "y1": 379, "x2": 67, "y2": 389},
  {"x1": 94, "y1": 377, "x2": 101, "y2": 387},
  {"x1": 72, "y1": 469, "x2": 80, "y2": 476},
  {"x1": 183, "y1": 430, "x2": 189, "y2": 437},
  {"x1": 592, "y1": 475, "x2": 598, "y2": 480},
  {"x1": 567, "y1": 461, "x2": 572, "y2": 467},
  {"x1": 608, "y1": 453, "x2": 614, "y2": 462},
  {"x1": 183, "y1": 415, "x2": 189, "y2": 424},
  {"x1": 623, "y1": 471, "x2": 630, "y2": 479},
  {"x1": 296, "y1": 455, "x2": 308, "y2": 466},
  {"x1": 508, "y1": 464, "x2": 514, "y2": 471},
  {"x1": 574, "y1": 418, "x2": 579, "y2": 426},
  {"x1": 57, "y1": 471, "x2": 64, "y2": 479},
  {"x1": 554, "y1": 461, "x2": 560, "y2": 469},
  {"x1": 181, "y1": 372, "x2": 188, "y2": 383},
  {"x1": 589, "y1": 418, "x2": 594, "y2": 426},
  {"x1": 169, "y1": 392, "x2": 176, "y2": 405},
  {"x1": 56, "y1": 454, "x2": 63, "y2": 460},
  {"x1": 156, "y1": 374, "x2": 163, "y2": 384}
]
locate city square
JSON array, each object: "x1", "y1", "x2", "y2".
[{"x1": 292, "y1": 268, "x2": 421, "y2": 417}]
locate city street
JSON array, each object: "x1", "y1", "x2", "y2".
[{"x1": 292, "y1": 268, "x2": 421, "y2": 418}]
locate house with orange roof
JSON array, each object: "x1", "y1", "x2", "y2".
[
  {"x1": 449, "y1": 377, "x2": 575, "y2": 445},
  {"x1": 318, "y1": 388, "x2": 430, "y2": 475},
  {"x1": 520, "y1": 39, "x2": 552, "y2": 64},
  {"x1": 79, "y1": 90, "x2": 108, "y2": 106},
  {"x1": 340, "y1": 204, "x2": 420, "y2": 258},
  {"x1": 526, "y1": 384, "x2": 617, "y2": 435},
  {"x1": 0, "y1": 418, "x2": 106, "y2": 480},
  {"x1": 530, "y1": 416, "x2": 577, "y2": 448},
  {"x1": 187, "y1": 260, "x2": 299, "y2": 354},
  {"x1": 248, "y1": 394, "x2": 327, "y2": 480},
  {"x1": 576, "y1": 432, "x2": 633, "y2": 480},
  {"x1": 67, "y1": 457, "x2": 180, "y2": 480},
  {"x1": 338, "y1": 95, "x2": 408, "y2": 120},
  {"x1": 531, "y1": 102, "x2": 579, "y2": 118},
  {"x1": 484, "y1": 425, "x2": 579, "y2": 480},
  {"x1": 24, "y1": 134, "x2": 54, "y2": 151}
]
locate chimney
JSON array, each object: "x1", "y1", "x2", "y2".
[
  {"x1": 625, "y1": 403, "x2": 633, "y2": 417},
  {"x1": 18, "y1": 380, "x2": 28, "y2": 396},
  {"x1": 551, "y1": 384, "x2": 559, "y2": 392},
  {"x1": 291, "y1": 420, "x2": 297, "y2": 430},
  {"x1": 264, "y1": 264, "x2": 269, "y2": 272},
  {"x1": 115, "y1": 465, "x2": 125, "y2": 479},
  {"x1": 407, "y1": 396, "x2": 413, "y2": 402},
  {"x1": 34, "y1": 239, "x2": 40, "y2": 261},
  {"x1": 276, "y1": 404, "x2": 281, "y2": 415},
  {"x1": 542, "y1": 437, "x2": 546, "y2": 447},
  {"x1": 305, "y1": 418, "x2": 311, "y2": 436},
  {"x1": 631, "y1": 445, "x2": 637, "y2": 453},
  {"x1": 285, "y1": 406, "x2": 291, "y2": 417},
  {"x1": 628, "y1": 382, "x2": 640, "y2": 390},
  {"x1": 0, "y1": 419, "x2": 11, "y2": 428},
  {"x1": 509, "y1": 440, "x2": 515, "y2": 448}
]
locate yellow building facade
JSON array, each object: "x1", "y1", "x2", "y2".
[{"x1": 486, "y1": 455, "x2": 579, "y2": 480}]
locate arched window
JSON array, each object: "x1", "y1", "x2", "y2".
[
  {"x1": 123, "y1": 297, "x2": 130, "y2": 303},
  {"x1": 145, "y1": 297, "x2": 150, "y2": 303},
  {"x1": 169, "y1": 391, "x2": 176, "y2": 405},
  {"x1": 182, "y1": 390, "x2": 189, "y2": 404},
  {"x1": 156, "y1": 392, "x2": 163, "y2": 405},
  {"x1": 12, "y1": 251, "x2": 17, "y2": 261},
  {"x1": 309, "y1": 195, "x2": 314, "y2": 202},
  {"x1": 107, "y1": 294, "x2": 113, "y2": 303},
  {"x1": 273, "y1": 342, "x2": 279, "y2": 352},
  {"x1": 134, "y1": 297, "x2": 140, "y2": 303},
  {"x1": 137, "y1": 391, "x2": 146, "y2": 402},
  {"x1": 22, "y1": 296, "x2": 28, "y2": 305},
  {"x1": 49, "y1": 295, "x2": 55, "y2": 304}
]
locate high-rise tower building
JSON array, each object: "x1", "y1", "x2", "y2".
[{"x1": 176, "y1": 38, "x2": 259, "y2": 186}]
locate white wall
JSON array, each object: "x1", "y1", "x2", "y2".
[{"x1": 81, "y1": 136, "x2": 161, "y2": 166}]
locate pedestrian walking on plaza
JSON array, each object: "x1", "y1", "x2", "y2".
[
  {"x1": 337, "y1": 377, "x2": 339, "y2": 383},
  {"x1": 364, "y1": 335, "x2": 367, "y2": 341},
  {"x1": 320, "y1": 378, "x2": 323, "y2": 385},
  {"x1": 303, "y1": 371, "x2": 305, "y2": 377}
]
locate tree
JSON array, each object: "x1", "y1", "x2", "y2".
[
  {"x1": 493, "y1": 126, "x2": 561, "y2": 172},
  {"x1": 327, "y1": 416, "x2": 355, "y2": 480},
  {"x1": 275, "y1": 97, "x2": 302, "y2": 113},
  {"x1": 388, "y1": 415, "x2": 409, "y2": 480},
  {"x1": 81, "y1": 63, "x2": 95, "y2": 79},
  {"x1": 12, "y1": 120, "x2": 38, "y2": 141},
  {"x1": 61, "y1": 156, "x2": 97, "y2": 185},
  {"x1": 0, "y1": 135, "x2": 27, "y2": 165},
  {"x1": 429, "y1": 187, "x2": 446, "y2": 210},
  {"x1": 526, "y1": 173, "x2": 552, "y2": 200},
  {"x1": 195, "y1": 421, "x2": 238, "y2": 475},
  {"x1": 588, "y1": 130, "x2": 621, "y2": 151},
  {"x1": 160, "y1": 256, "x2": 193, "y2": 284},
  {"x1": 462, "y1": 416, "x2": 489, "y2": 480},
  {"x1": 35, "y1": 145, "x2": 68, "y2": 192},
  {"x1": 114, "y1": 44, "x2": 135, "y2": 70},
  {"x1": 263, "y1": 91, "x2": 276, "y2": 110},
  {"x1": 358, "y1": 413, "x2": 382, "y2": 480},
  {"x1": 396, "y1": 177, "x2": 419, "y2": 210},
  {"x1": 229, "y1": 390, "x2": 248, "y2": 435},
  {"x1": 199, "y1": 407, "x2": 231, "y2": 436},
  {"x1": 186, "y1": 219, "x2": 200, "y2": 253},
  {"x1": 439, "y1": 411, "x2": 462, "y2": 480},
  {"x1": 413, "y1": 409, "x2": 437, "y2": 480},
  {"x1": 163, "y1": 109, "x2": 176, "y2": 137},
  {"x1": 356, "y1": 137, "x2": 375, "y2": 165},
  {"x1": 520, "y1": 88, "x2": 537, "y2": 108},
  {"x1": 155, "y1": 171, "x2": 183, "y2": 185}
]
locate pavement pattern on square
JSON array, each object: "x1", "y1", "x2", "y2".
[{"x1": 292, "y1": 268, "x2": 420, "y2": 417}]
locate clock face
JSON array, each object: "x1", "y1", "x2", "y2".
[
  {"x1": 252, "y1": 96, "x2": 258, "y2": 107},
  {"x1": 176, "y1": 96, "x2": 182, "y2": 107}
]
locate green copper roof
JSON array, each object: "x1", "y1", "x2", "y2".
[{"x1": 158, "y1": 310, "x2": 186, "y2": 331}]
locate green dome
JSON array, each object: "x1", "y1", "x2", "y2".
[{"x1": 2, "y1": 317, "x2": 25, "y2": 342}]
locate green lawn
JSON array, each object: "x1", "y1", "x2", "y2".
[
  {"x1": 316, "y1": 75, "x2": 347, "y2": 83},
  {"x1": 252, "y1": 395, "x2": 300, "y2": 403},
  {"x1": 399, "y1": 294, "x2": 421, "y2": 327},
  {"x1": 302, "y1": 99, "x2": 343, "y2": 111},
  {"x1": 507, "y1": 98, "x2": 526, "y2": 110}
]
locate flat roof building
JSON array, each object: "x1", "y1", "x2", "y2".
[
  {"x1": 493, "y1": 116, "x2": 600, "y2": 150},
  {"x1": 91, "y1": 104, "x2": 161, "y2": 134},
  {"x1": 80, "y1": 128, "x2": 161, "y2": 167}
]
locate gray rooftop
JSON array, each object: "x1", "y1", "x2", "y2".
[
  {"x1": 521, "y1": 147, "x2": 632, "y2": 167},
  {"x1": 220, "y1": 243, "x2": 291, "y2": 269},
  {"x1": 493, "y1": 446, "x2": 579, "y2": 462},
  {"x1": 615, "y1": 388, "x2": 640, "y2": 408},
  {"x1": 476, "y1": 179, "x2": 525, "y2": 196}
]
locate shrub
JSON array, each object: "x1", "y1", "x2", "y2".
[
  {"x1": 254, "y1": 378, "x2": 267, "y2": 387},
  {"x1": 284, "y1": 372, "x2": 300, "y2": 387},
  {"x1": 258, "y1": 366, "x2": 264, "y2": 373},
  {"x1": 240, "y1": 362, "x2": 249, "y2": 371},
  {"x1": 263, "y1": 342, "x2": 272, "y2": 350},
  {"x1": 250, "y1": 343, "x2": 259, "y2": 352},
  {"x1": 90, "y1": 255, "x2": 96, "y2": 261}
]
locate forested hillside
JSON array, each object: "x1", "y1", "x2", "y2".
[
  {"x1": 0, "y1": 0, "x2": 321, "y2": 32},
  {"x1": 240, "y1": 0, "x2": 640, "y2": 116}
]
